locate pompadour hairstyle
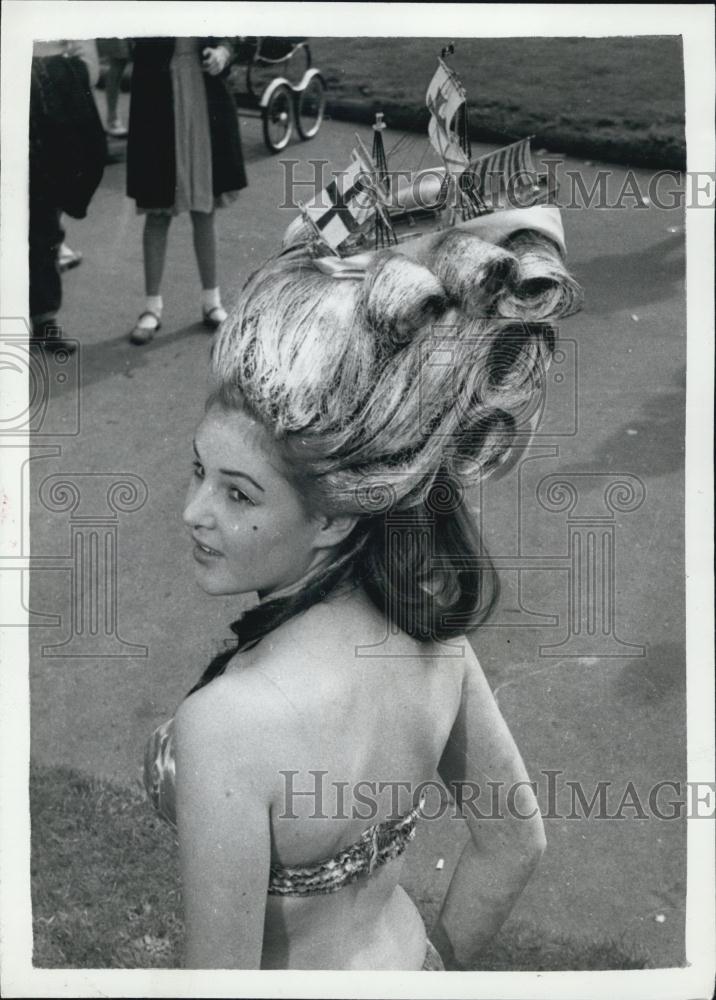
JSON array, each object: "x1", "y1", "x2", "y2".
[{"x1": 204, "y1": 226, "x2": 581, "y2": 649}]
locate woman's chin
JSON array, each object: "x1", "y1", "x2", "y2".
[{"x1": 192, "y1": 568, "x2": 246, "y2": 597}]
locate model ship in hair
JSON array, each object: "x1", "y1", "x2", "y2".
[{"x1": 283, "y1": 44, "x2": 580, "y2": 319}]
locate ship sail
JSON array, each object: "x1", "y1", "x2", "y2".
[
  {"x1": 469, "y1": 137, "x2": 540, "y2": 203},
  {"x1": 425, "y1": 56, "x2": 488, "y2": 219},
  {"x1": 425, "y1": 58, "x2": 470, "y2": 175},
  {"x1": 288, "y1": 45, "x2": 557, "y2": 257}
]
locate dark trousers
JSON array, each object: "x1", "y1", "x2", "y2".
[{"x1": 29, "y1": 171, "x2": 64, "y2": 322}]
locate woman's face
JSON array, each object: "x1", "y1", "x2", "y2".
[{"x1": 182, "y1": 405, "x2": 326, "y2": 598}]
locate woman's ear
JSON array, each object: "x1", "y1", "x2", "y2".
[{"x1": 313, "y1": 513, "x2": 359, "y2": 550}]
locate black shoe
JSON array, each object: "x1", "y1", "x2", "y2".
[{"x1": 31, "y1": 320, "x2": 78, "y2": 354}]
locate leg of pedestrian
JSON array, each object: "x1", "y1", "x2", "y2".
[
  {"x1": 130, "y1": 212, "x2": 171, "y2": 345},
  {"x1": 191, "y1": 209, "x2": 227, "y2": 329},
  {"x1": 105, "y1": 55, "x2": 129, "y2": 137}
]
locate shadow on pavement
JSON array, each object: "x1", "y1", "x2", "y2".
[
  {"x1": 52, "y1": 322, "x2": 214, "y2": 395},
  {"x1": 615, "y1": 640, "x2": 686, "y2": 706},
  {"x1": 563, "y1": 369, "x2": 685, "y2": 479},
  {"x1": 575, "y1": 232, "x2": 684, "y2": 315}
]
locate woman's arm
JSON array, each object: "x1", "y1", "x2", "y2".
[
  {"x1": 434, "y1": 645, "x2": 546, "y2": 969},
  {"x1": 174, "y1": 674, "x2": 273, "y2": 969}
]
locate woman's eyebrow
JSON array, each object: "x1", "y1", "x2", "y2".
[
  {"x1": 192, "y1": 440, "x2": 265, "y2": 493},
  {"x1": 218, "y1": 467, "x2": 265, "y2": 493}
]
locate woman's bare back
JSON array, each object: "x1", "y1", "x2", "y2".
[{"x1": 202, "y1": 588, "x2": 468, "y2": 968}]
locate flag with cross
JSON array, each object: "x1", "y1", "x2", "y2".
[
  {"x1": 425, "y1": 58, "x2": 469, "y2": 175},
  {"x1": 428, "y1": 116, "x2": 470, "y2": 176},
  {"x1": 301, "y1": 149, "x2": 375, "y2": 250}
]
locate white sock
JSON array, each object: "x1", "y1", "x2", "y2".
[
  {"x1": 137, "y1": 295, "x2": 163, "y2": 329},
  {"x1": 201, "y1": 287, "x2": 221, "y2": 311}
]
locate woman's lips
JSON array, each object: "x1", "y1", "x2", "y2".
[{"x1": 192, "y1": 538, "x2": 223, "y2": 562}]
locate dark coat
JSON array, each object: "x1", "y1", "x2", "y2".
[
  {"x1": 126, "y1": 37, "x2": 247, "y2": 209},
  {"x1": 30, "y1": 55, "x2": 107, "y2": 219}
]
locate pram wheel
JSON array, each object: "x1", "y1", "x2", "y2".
[
  {"x1": 296, "y1": 71, "x2": 326, "y2": 140},
  {"x1": 262, "y1": 83, "x2": 294, "y2": 153},
  {"x1": 235, "y1": 37, "x2": 326, "y2": 152}
]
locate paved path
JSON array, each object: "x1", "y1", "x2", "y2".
[{"x1": 28, "y1": 94, "x2": 686, "y2": 966}]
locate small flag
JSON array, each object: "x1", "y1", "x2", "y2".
[
  {"x1": 301, "y1": 149, "x2": 375, "y2": 250},
  {"x1": 425, "y1": 58, "x2": 465, "y2": 132},
  {"x1": 425, "y1": 59, "x2": 468, "y2": 176}
]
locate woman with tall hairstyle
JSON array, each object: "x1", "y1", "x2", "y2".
[{"x1": 145, "y1": 210, "x2": 581, "y2": 969}]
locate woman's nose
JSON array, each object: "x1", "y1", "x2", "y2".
[{"x1": 182, "y1": 480, "x2": 216, "y2": 529}]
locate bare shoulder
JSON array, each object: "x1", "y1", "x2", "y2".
[
  {"x1": 254, "y1": 597, "x2": 481, "y2": 691},
  {"x1": 174, "y1": 665, "x2": 293, "y2": 798},
  {"x1": 245, "y1": 593, "x2": 378, "y2": 672},
  {"x1": 450, "y1": 635, "x2": 509, "y2": 720},
  {"x1": 460, "y1": 634, "x2": 490, "y2": 686},
  {"x1": 176, "y1": 662, "x2": 287, "y2": 728},
  {"x1": 175, "y1": 601, "x2": 354, "y2": 745}
]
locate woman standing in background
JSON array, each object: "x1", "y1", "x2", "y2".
[{"x1": 126, "y1": 37, "x2": 247, "y2": 344}]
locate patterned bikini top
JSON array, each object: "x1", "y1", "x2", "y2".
[{"x1": 144, "y1": 718, "x2": 424, "y2": 896}]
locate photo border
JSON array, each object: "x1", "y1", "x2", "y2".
[{"x1": 1, "y1": 3, "x2": 713, "y2": 997}]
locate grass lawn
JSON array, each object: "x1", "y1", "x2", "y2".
[
  {"x1": 31, "y1": 764, "x2": 649, "y2": 970},
  {"x1": 31, "y1": 765, "x2": 183, "y2": 967},
  {"x1": 302, "y1": 36, "x2": 685, "y2": 169}
]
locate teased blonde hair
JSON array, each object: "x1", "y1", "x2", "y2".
[
  {"x1": 211, "y1": 228, "x2": 579, "y2": 515},
  {"x1": 199, "y1": 226, "x2": 582, "y2": 648}
]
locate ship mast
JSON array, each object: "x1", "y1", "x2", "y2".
[
  {"x1": 353, "y1": 119, "x2": 398, "y2": 249},
  {"x1": 438, "y1": 44, "x2": 489, "y2": 220},
  {"x1": 370, "y1": 113, "x2": 397, "y2": 247},
  {"x1": 372, "y1": 112, "x2": 390, "y2": 195}
]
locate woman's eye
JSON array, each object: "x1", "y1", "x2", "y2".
[{"x1": 229, "y1": 486, "x2": 254, "y2": 505}]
